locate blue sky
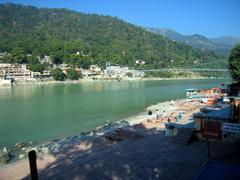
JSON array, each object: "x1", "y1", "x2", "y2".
[{"x1": 0, "y1": 0, "x2": 239, "y2": 38}]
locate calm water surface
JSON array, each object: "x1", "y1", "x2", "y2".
[{"x1": 0, "y1": 79, "x2": 224, "y2": 147}]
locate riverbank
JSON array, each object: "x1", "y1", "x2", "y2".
[
  {"x1": 0, "y1": 98, "x2": 208, "y2": 179},
  {"x1": 0, "y1": 76, "x2": 224, "y2": 87}
]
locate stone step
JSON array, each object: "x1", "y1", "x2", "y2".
[{"x1": 173, "y1": 128, "x2": 194, "y2": 145}]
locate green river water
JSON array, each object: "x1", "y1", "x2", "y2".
[{"x1": 0, "y1": 79, "x2": 224, "y2": 147}]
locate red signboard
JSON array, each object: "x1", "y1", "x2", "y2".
[{"x1": 203, "y1": 120, "x2": 222, "y2": 140}]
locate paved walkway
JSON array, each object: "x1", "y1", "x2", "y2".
[
  {"x1": 37, "y1": 129, "x2": 211, "y2": 179},
  {"x1": 1, "y1": 127, "x2": 240, "y2": 180}
]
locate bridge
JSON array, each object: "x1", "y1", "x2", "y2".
[
  {"x1": 138, "y1": 68, "x2": 229, "y2": 72},
  {"x1": 105, "y1": 61, "x2": 229, "y2": 72}
]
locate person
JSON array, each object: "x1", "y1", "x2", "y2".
[
  {"x1": 155, "y1": 109, "x2": 160, "y2": 120},
  {"x1": 167, "y1": 117, "x2": 172, "y2": 123},
  {"x1": 161, "y1": 110, "x2": 166, "y2": 117},
  {"x1": 147, "y1": 110, "x2": 153, "y2": 122},
  {"x1": 167, "y1": 112, "x2": 174, "y2": 122}
]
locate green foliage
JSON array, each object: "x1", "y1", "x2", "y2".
[
  {"x1": 198, "y1": 71, "x2": 228, "y2": 78},
  {"x1": 26, "y1": 55, "x2": 39, "y2": 64},
  {"x1": 0, "y1": 3, "x2": 224, "y2": 69},
  {"x1": 11, "y1": 48, "x2": 27, "y2": 63},
  {"x1": 27, "y1": 63, "x2": 45, "y2": 73},
  {"x1": 65, "y1": 54, "x2": 92, "y2": 69},
  {"x1": 66, "y1": 68, "x2": 79, "y2": 80},
  {"x1": 26, "y1": 55, "x2": 45, "y2": 73},
  {"x1": 51, "y1": 68, "x2": 66, "y2": 81},
  {"x1": 78, "y1": 56, "x2": 92, "y2": 69},
  {"x1": 0, "y1": 54, "x2": 12, "y2": 63},
  {"x1": 229, "y1": 44, "x2": 240, "y2": 81},
  {"x1": 50, "y1": 51, "x2": 64, "y2": 64}
]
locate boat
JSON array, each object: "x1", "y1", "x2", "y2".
[
  {"x1": 186, "y1": 88, "x2": 207, "y2": 99},
  {"x1": 186, "y1": 88, "x2": 198, "y2": 99}
]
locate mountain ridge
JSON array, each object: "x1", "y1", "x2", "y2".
[
  {"x1": 0, "y1": 3, "x2": 227, "y2": 68},
  {"x1": 147, "y1": 27, "x2": 240, "y2": 55}
]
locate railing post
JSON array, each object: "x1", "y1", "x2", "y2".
[
  {"x1": 28, "y1": 150, "x2": 38, "y2": 180},
  {"x1": 206, "y1": 136, "x2": 210, "y2": 159}
]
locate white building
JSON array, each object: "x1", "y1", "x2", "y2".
[
  {"x1": 31, "y1": 70, "x2": 51, "y2": 79},
  {"x1": 39, "y1": 55, "x2": 52, "y2": 64},
  {"x1": 105, "y1": 66, "x2": 129, "y2": 78},
  {"x1": 131, "y1": 70, "x2": 145, "y2": 77},
  {"x1": 135, "y1": 60, "x2": 145, "y2": 65},
  {"x1": 0, "y1": 64, "x2": 31, "y2": 80},
  {"x1": 89, "y1": 65, "x2": 102, "y2": 75},
  {"x1": 81, "y1": 69, "x2": 93, "y2": 77}
]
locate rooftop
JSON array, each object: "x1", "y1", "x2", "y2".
[{"x1": 194, "y1": 105, "x2": 231, "y2": 121}]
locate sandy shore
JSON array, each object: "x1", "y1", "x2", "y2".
[{"x1": 0, "y1": 98, "x2": 208, "y2": 179}]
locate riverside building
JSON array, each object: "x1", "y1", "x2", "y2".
[{"x1": 0, "y1": 64, "x2": 31, "y2": 80}]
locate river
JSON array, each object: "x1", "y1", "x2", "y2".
[{"x1": 0, "y1": 79, "x2": 225, "y2": 147}]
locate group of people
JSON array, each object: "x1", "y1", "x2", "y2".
[
  {"x1": 147, "y1": 109, "x2": 185, "y2": 123},
  {"x1": 147, "y1": 109, "x2": 166, "y2": 122}
]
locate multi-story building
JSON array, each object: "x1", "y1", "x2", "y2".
[
  {"x1": 0, "y1": 64, "x2": 31, "y2": 80},
  {"x1": 30, "y1": 70, "x2": 51, "y2": 79}
]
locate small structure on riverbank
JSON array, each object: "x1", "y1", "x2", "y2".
[{"x1": 193, "y1": 96, "x2": 240, "y2": 142}]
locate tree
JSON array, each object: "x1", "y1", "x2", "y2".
[
  {"x1": 27, "y1": 55, "x2": 39, "y2": 64},
  {"x1": 27, "y1": 55, "x2": 45, "y2": 73},
  {"x1": 66, "y1": 68, "x2": 79, "y2": 80},
  {"x1": 0, "y1": 54, "x2": 13, "y2": 63},
  {"x1": 11, "y1": 48, "x2": 27, "y2": 63},
  {"x1": 50, "y1": 51, "x2": 63, "y2": 64},
  {"x1": 229, "y1": 44, "x2": 240, "y2": 82},
  {"x1": 78, "y1": 56, "x2": 92, "y2": 69},
  {"x1": 28, "y1": 64, "x2": 45, "y2": 73},
  {"x1": 51, "y1": 68, "x2": 66, "y2": 81}
]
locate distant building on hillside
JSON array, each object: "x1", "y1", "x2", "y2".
[
  {"x1": 135, "y1": 60, "x2": 145, "y2": 65},
  {"x1": 81, "y1": 69, "x2": 93, "y2": 78},
  {"x1": 89, "y1": 65, "x2": 102, "y2": 75},
  {"x1": 31, "y1": 70, "x2": 51, "y2": 79},
  {"x1": 39, "y1": 55, "x2": 52, "y2": 64},
  {"x1": 131, "y1": 70, "x2": 145, "y2": 77},
  {"x1": 53, "y1": 64, "x2": 69, "y2": 74},
  {"x1": 105, "y1": 66, "x2": 129, "y2": 78}
]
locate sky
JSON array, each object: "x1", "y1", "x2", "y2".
[{"x1": 0, "y1": 0, "x2": 240, "y2": 38}]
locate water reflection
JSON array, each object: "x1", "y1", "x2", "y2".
[
  {"x1": 0, "y1": 79, "x2": 223, "y2": 100},
  {"x1": 0, "y1": 81, "x2": 147, "y2": 100}
]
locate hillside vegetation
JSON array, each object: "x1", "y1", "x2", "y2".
[{"x1": 0, "y1": 3, "x2": 227, "y2": 69}]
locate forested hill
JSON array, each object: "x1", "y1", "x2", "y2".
[
  {"x1": 147, "y1": 28, "x2": 240, "y2": 56},
  {"x1": 0, "y1": 3, "x2": 226, "y2": 68}
]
